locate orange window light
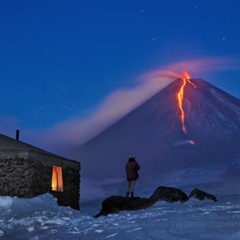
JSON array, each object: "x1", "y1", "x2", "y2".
[{"x1": 51, "y1": 166, "x2": 64, "y2": 192}]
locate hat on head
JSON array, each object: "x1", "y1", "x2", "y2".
[{"x1": 128, "y1": 155, "x2": 136, "y2": 162}]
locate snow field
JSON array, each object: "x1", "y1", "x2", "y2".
[{"x1": 1, "y1": 193, "x2": 240, "y2": 239}]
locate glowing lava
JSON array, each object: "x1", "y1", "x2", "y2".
[{"x1": 177, "y1": 71, "x2": 196, "y2": 134}]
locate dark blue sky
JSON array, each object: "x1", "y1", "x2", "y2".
[{"x1": 1, "y1": 0, "x2": 240, "y2": 150}]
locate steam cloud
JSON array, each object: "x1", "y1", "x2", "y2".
[
  {"x1": 19, "y1": 56, "x2": 240, "y2": 156},
  {"x1": 39, "y1": 75, "x2": 174, "y2": 155}
]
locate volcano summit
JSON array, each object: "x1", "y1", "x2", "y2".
[{"x1": 75, "y1": 78, "x2": 240, "y2": 189}]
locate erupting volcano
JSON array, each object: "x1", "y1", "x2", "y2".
[{"x1": 75, "y1": 77, "x2": 240, "y2": 187}]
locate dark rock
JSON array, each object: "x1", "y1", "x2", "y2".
[
  {"x1": 94, "y1": 196, "x2": 155, "y2": 218},
  {"x1": 149, "y1": 186, "x2": 189, "y2": 203},
  {"x1": 189, "y1": 188, "x2": 217, "y2": 202},
  {"x1": 94, "y1": 186, "x2": 218, "y2": 217},
  {"x1": 94, "y1": 186, "x2": 189, "y2": 217}
]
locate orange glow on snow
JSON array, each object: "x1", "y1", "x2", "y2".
[{"x1": 177, "y1": 71, "x2": 197, "y2": 134}]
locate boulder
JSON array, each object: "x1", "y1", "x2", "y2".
[
  {"x1": 188, "y1": 188, "x2": 217, "y2": 202},
  {"x1": 94, "y1": 196, "x2": 155, "y2": 218},
  {"x1": 149, "y1": 186, "x2": 189, "y2": 203}
]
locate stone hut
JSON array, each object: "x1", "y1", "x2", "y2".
[{"x1": 0, "y1": 133, "x2": 80, "y2": 210}]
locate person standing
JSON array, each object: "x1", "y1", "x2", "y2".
[{"x1": 125, "y1": 155, "x2": 140, "y2": 198}]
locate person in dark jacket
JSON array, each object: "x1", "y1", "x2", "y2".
[{"x1": 125, "y1": 155, "x2": 140, "y2": 198}]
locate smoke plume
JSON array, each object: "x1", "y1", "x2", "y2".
[{"x1": 32, "y1": 56, "x2": 240, "y2": 155}]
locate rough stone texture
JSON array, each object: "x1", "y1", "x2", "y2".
[
  {"x1": 188, "y1": 188, "x2": 217, "y2": 202},
  {"x1": 0, "y1": 134, "x2": 81, "y2": 210},
  {"x1": 0, "y1": 157, "x2": 50, "y2": 197}
]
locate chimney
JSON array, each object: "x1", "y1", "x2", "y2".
[{"x1": 16, "y1": 130, "x2": 20, "y2": 141}]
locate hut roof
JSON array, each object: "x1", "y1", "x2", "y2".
[{"x1": 0, "y1": 134, "x2": 80, "y2": 169}]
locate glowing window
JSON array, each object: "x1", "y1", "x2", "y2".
[{"x1": 51, "y1": 166, "x2": 64, "y2": 192}]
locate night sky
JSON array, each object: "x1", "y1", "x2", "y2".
[{"x1": 1, "y1": 0, "x2": 240, "y2": 153}]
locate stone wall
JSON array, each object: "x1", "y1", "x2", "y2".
[
  {"x1": 0, "y1": 157, "x2": 48, "y2": 197},
  {"x1": 0, "y1": 157, "x2": 80, "y2": 210}
]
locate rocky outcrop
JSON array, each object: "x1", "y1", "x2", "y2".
[
  {"x1": 188, "y1": 189, "x2": 217, "y2": 202},
  {"x1": 94, "y1": 196, "x2": 155, "y2": 217},
  {"x1": 95, "y1": 186, "x2": 217, "y2": 217},
  {"x1": 149, "y1": 186, "x2": 189, "y2": 203}
]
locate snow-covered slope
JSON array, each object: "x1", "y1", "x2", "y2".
[
  {"x1": 1, "y1": 192, "x2": 240, "y2": 239},
  {"x1": 74, "y1": 79, "x2": 240, "y2": 193}
]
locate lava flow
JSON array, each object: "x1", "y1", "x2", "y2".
[{"x1": 177, "y1": 71, "x2": 197, "y2": 134}]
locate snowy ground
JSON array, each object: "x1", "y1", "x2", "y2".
[{"x1": 1, "y1": 179, "x2": 240, "y2": 240}]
